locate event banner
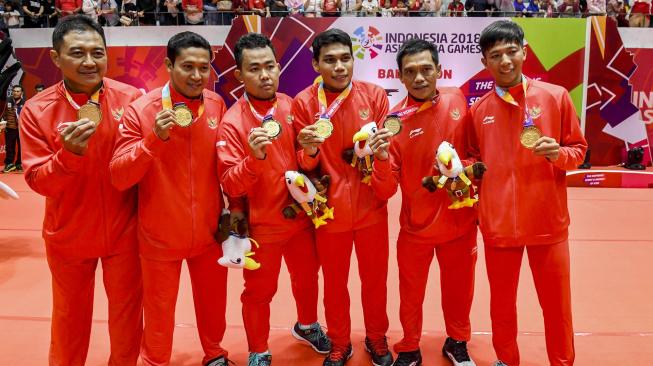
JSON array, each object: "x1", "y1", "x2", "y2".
[
  {"x1": 584, "y1": 17, "x2": 653, "y2": 166},
  {"x1": 213, "y1": 16, "x2": 586, "y2": 113}
]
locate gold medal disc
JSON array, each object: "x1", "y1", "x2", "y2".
[
  {"x1": 520, "y1": 125, "x2": 542, "y2": 149},
  {"x1": 78, "y1": 103, "x2": 102, "y2": 124},
  {"x1": 314, "y1": 118, "x2": 334, "y2": 139},
  {"x1": 383, "y1": 116, "x2": 402, "y2": 136},
  {"x1": 173, "y1": 105, "x2": 194, "y2": 127},
  {"x1": 262, "y1": 119, "x2": 282, "y2": 139}
]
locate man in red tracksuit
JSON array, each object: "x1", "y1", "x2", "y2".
[
  {"x1": 20, "y1": 15, "x2": 143, "y2": 366},
  {"x1": 293, "y1": 28, "x2": 393, "y2": 366},
  {"x1": 110, "y1": 32, "x2": 230, "y2": 366},
  {"x1": 217, "y1": 33, "x2": 330, "y2": 366},
  {"x1": 466, "y1": 21, "x2": 587, "y2": 366},
  {"x1": 369, "y1": 39, "x2": 479, "y2": 366}
]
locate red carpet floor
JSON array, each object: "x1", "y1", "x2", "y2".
[{"x1": 0, "y1": 173, "x2": 651, "y2": 365}]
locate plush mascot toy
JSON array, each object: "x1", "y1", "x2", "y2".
[
  {"x1": 216, "y1": 209, "x2": 261, "y2": 270},
  {"x1": 422, "y1": 141, "x2": 486, "y2": 209},
  {"x1": 282, "y1": 171, "x2": 334, "y2": 228},
  {"x1": 345, "y1": 122, "x2": 377, "y2": 185}
]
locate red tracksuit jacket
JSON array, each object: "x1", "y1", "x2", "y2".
[
  {"x1": 20, "y1": 79, "x2": 142, "y2": 258},
  {"x1": 217, "y1": 93, "x2": 311, "y2": 242},
  {"x1": 372, "y1": 88, "x2": 477, "y2": 244},
  {"x1": 291, "y1": 81, "x2": 389, "y2": 233},
  {"x1": 466, "y1": 78, "x2": 587, "y2": 247},
  {"x1": 110, "y1": 86, "x2": 227, "y2": 260}
]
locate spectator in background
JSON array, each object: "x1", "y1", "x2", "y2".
[
  {"x1": 542, "y1": 0, "x2": 555, "y2": 16},
  {"x1": 286, "y1": 0, "x2": 304, "y2": 14},
  {"x1": 526, "y1": 0, "x2": 544, "y2": 16},
  {"x1": 394, "y1": 0, "x2": 408, "y2": 14},
  {"x1": 3, "y1": 2, "x2": 21, "y2": 28},
  {"x1": 513, "y1": 0, "x2": 526, "y2": 15},
  {"x1": 607, "y1": 0, "x2": 628, "y2": 25},
  {"x1": 182, "y1": 0, "x2": 204, "y2": 23},
  {"x1": 23, "y1": 0, "x2": 45, "y2": 27},
  {"x1": 303, "y1": 0, "x2": 319, "y2": 15},
  {"x1": 97, "y1": 0, "x2": 119, "y2": 25},
  {"x1": 82, "y1": 0, "x2": 99, "y2": 21},
  {"x1": 267, "y1": 0, "x2": 288, "y2": 16},
  {"x1": 360, "y1": 0, "x2": 379, "y2": 15},
  {"x1": 35, "y1": 83, "x2": 45, "y2": 93},
  {"x1": 447, "y1": 0, "x2": 464, "y2": 15},
  {"x1": 249, "y1": 0, "x2": 267, "y2": 16},
  {"x1": 629, "y1": 0, "x2": 651, "y2": 27},
  {"x1": 203, "y1": 0, "x2": 218, "y2": 24},
  {"x1": 138, "y1": 0, "x2": 155, "y2": 24},
  {"x1": 159, "y1": 0, "x2": 184, "y2": 24},
  {"x1": 43, "y1": 0, "x2": 59, "y2": 26},
  {"x1": 558, "y1": 0, "x2": 580, "y2": 17},
  {"x1": 120, "y1": 0, "x2": 141, "y2": 25},
  {"x1": 465, "y1": 0, "x2": 488, "y2": 16},
  {"x1": 586, "y1": 0, "x2": 605, "y2": 13},
  {"x1": 339, "y1": 0, "x2": 360, "y2": 15},
  {"x1": 421, "y1": 0, "x2": 441, "y2": 16},
  {"x1": 407, "y1": 0, "x2": 421, "y2": 15},
  {"x1": 380, "y1": 0, "x2": 392, "y2": 15},
  {"x1": 214, "y1": 0, "x2": 234, "y2": 24},
  {"x1": 497, "y1": 0, "x2": 513, "y2": 15},
  {"x1": 2, "y1": 85, "x2": 24, "y2": 173},
  {"x1": 56, "y1": 0, "x2": 82, "y2": 17},
  {"x1": 320, "y1": 0, "x2": 339, "y2": 16},
  {"x1": 486, "y1": 0, "x2": 498, "y2": 14}
]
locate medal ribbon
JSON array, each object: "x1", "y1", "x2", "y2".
[
  {"x1": 495, "y1": 76, "x2": 533, "y2": 129},
  {"x1": 244, "y1": 93, "x2": 277, "y2": 123},
  {"x1": 389, "y1": 92, "x2": 441, "y2": 121},
  {"x1": 317, "y1": 82, "x2": 353, "y2": 119},
  {"x1": 162, "y1": 82, "x2": 205, "y2": 122},
  {"x1": 64, "y1": 83, "x2": 100, "y2": 110}
]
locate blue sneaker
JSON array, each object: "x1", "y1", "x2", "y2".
[
  {"x1": 205, "y1": 356, "x2": 231, "y2": 366},
  {"x1": 248, "y1": 352, "x2": 272, "y2": 366},
  {"x1": 291, "y1": 322, "x2": 331, "y2": 354}
]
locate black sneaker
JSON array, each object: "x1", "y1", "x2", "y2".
[
  {"x1": 205, "y1": 356, "x2": 232, "y2": 366},
  {"x1": 442, "y1": 337, "x2": 476, "y2": 366},
  {"x1": 291, "y1": 322, "x2": 331, "y2": 354},
  {"x1": 248, "y1": 352, "x2": 272, "y2": 366},
  {"x1": 2, "y1": 163, "x2": 15, "y2": 173},
  {"x1": 323, "y1": 343, "x2": 353, "y2": 366},
  {"x1": 393, "y1": 349, "x2": 422, "y2": 366},
  {"x1": 364, "y1": 337, "x2": 394, "y2": 366},
  {"x1": 14, "y1": 163, "x2": 22, "y2": 172}
]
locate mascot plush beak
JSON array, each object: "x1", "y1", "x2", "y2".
[
  {"x1": 438, "y1": 150, "x2": 453, "y2": 170},
  {"x1": 294, "y1": 174, "x2": 308, "y2": 194},
  {"x1": 353, "y1": 130, "x2": 370, "y2": 150}
]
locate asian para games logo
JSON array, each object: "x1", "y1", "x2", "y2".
[{"x1": 352, "y1": 26, "x2": 383, "y2": 60}]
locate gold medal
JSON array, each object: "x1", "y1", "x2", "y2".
[
  {"x1": 383, "y1": 116, "x2": 402, "y2": 136},
  {"x1": 173, "y1": 104, "x2": 194, "y2": 127},
  {"x1": 520, "y1": 125, "x2": 542, "y2": 149},
  {"x1": 78, "y1": 103, "x2": 102, "y2": 124},
  {"x1": 314, "y1": 118, "x2": 334, "y2": 139},
  {"x1": 262, "y1": 119, "x2": 282, "y2": 139}
]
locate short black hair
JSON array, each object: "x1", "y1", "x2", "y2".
[
  {"x1": 12, "y1": 85, "x2": 23, "y2": 91},
  {"x1": 396, "y1": 39, "x2": 439, "y2": 71},
  {"x1": 35, "y1": 83, "x2": 45, "y2": 90},
  {"x1": 311, "y1": 28, "x2": 353, "y2": 62},
  {"x1": 234, "y1": 33, "x2": 277, "y2": 69},
  {"x1": 167, "y1": 31, "x2": 212, "y2": 65},
  {"x1": 52, "y1": 15, "x2": 106, "y2": 52},
  {"x1": 479, "y1": 20, "x2": 524, "y2": 57}
]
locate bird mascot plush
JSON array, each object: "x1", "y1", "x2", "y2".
[
  {"x1": 421, "y1": 141, "x2": 486, "y2": 209},
  {"x1": 342, "y1": 122, "x2": 377, "y2": 185},
  {"x1": 282, "y1": 171, "x2": 334, "y2": 228},
  {"x1": 216, "y1": 209, "x2": 261, "y2": 270}
]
